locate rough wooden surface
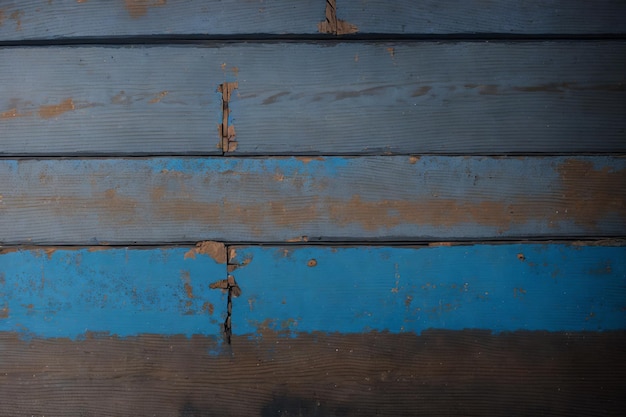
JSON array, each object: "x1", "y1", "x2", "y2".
[
  {"x1": 1, "y1": 331, "x2": 624, "y2": 416},
  {"x1": 1, "y1": 0, "x2": 625, "y2": 41},
  {"x1": 341, "y1": 0, "x2": 626, "y2": 35},
  {"x1": 0, "y1": 246, "x2": 227, "y2": 339},
  {"x1": 230, "y1": 244, "x2": 626, "y2": 335},
  {"x1": 2, "y1": 43, "x2": 624, "y2": 155},
  {"x1": 1, "y1": 156, "x2": 624, "y2": 244}
]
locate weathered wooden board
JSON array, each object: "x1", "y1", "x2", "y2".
[
  {"x1": 0, "y1": 0, "x2": 323, "y2": 41},
  {"x1": 341, "y1": 0, "x2": 626, "y2": 35},
  {"x1": 1, "y1": 331, "x2": 624, "y2": 416},
  {"x1": 1, "y1": 0, "x2": 625, "y2": 41},
  {"x1": 0, "y1": 46, "x2": 225, "y2": 155},
  {"x1": 1, "y1": 243, "x2": 625, "y2": 415},
  {"x1": 230, "y1": 244, "x2": 626, "y2": 335},
  {"x1": 1, "y1": 156, "x2": 624, "y2": 244},
  {"x1": 2, "y1": 43, "x2": 625, "y2": 155},
  {"x1": 0, "y1": 246, "x2": 227, "y2": 339}
]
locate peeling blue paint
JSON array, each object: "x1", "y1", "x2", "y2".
[
  {"x1": 0, "y1": 247, "x2": 225, "y2": 339},
  {"x1": 231, "y1": 244, "x2": 626, "y2": 336}
]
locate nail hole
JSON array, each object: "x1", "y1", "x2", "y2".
[{"x1": 307, "y1": 259, "x2": 317, "y2": 267}]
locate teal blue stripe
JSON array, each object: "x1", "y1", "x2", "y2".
[{"x1": 231, "y1": 244, "x2": 626, "y2": 335}]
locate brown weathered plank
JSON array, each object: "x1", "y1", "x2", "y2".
[
  {"x1": 2, "y1": 43, "x2": 624, "y2": 156},
  {"x1": 0, "y1": 156, "x2": 624, "y2": 244},
  {"x1": 0, "y1": 331, "x2": 624, "y2": 416}
]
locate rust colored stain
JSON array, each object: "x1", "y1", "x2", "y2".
[
  {"x1": 77, "y1": 0, "x2": 88, "y2": 3},
  {"x1": 9, "y1": 10, "x2": 23, "y2": 30},
  {"x1": 38, "y1": 98, "x2": 75, "y2": 119},
  {"x1": 0, "y1": 303, "x2": 8, "y2": 319},
  {"x1": 411, "y1": 86, "x2": 432, "y2": 97},
  {"x1": 556, "y1": 159, "x2": 626, "y2": 228},
  {"x1": 124, "y1": 0, "x2": 166, "y2": 19},
  {"x1": 202, "y1": 302, "x2": 214, "y2": 315},
  {"x1": 184, "y1": 241, "x2": 227, "y2": 264},
  {"x1": 307, "y1": 259, "x2": 317, "y2": 267},
  {"x1": 296, "y1": 157, "x2": 324, "y2": 164},
  {"x1": 0, "y1": 108, "x2": 32, "y2": 119},
  {"x1": 149, "y1": 91, "x2": 168, "y2": 104},
  {"x1": 318, "y1": 0, "x2": 358, "y2": 35},
  {"x1": 517, "y1": 253, "x2": 526, "y2": 261},
  {"x1": 181, "y1": 271, "x2": 193, "y2": 299},
  {"x1": 44, "y1": 248, "x2": 56, "y2": 260},
  {"x1": 409, "y1": 156, "x2": 420, "y2": 164}
]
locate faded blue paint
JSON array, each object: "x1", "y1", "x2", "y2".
[
  {"x1": 1, "y1": 156, "x2": 624, "y2": 244},
  {"x1": 0, "y1": 247, "x2": 226, "y2": 339},
  {"x1": 231, "y1": 244, "x2": 626, "y2": 336}
]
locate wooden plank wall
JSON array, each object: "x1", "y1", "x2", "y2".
[{"x1": 1, "y1": 1, "x2": 625, "y2": 416}]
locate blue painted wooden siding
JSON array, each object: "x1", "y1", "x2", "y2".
[
  {"x1": 0, "y1": 247, "x2": 226, "y2": 339},
  {"x1": 1, "y1": 0, "x2": 625, "y2": 40},
  {"x1": 230, "y1": 244, "x2": 626, "y2": 336},
  {"x1": 3, "y1": 244, "x2": 624, "y2": 340},
  {"x1": 1, "y1": 156, "x2": 623, "y2": 244},
  {"x1": 2, "y1": 43, "x2": 625, "y2": 155}
]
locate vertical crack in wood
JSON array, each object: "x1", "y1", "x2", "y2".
[
  {"x1": 218, "y1": 82, "x2": 239, "y2": 153},
  {"x1": 318, "y1": 0, "x2": 358, "y2": 35},
  {"x1": 209, "y1": 246, "x2": 241, "y2": 345}
]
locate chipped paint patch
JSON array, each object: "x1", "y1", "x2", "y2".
[
  {"x1": 185, "y1": 241, "x2": 227, "y2": 264},
  {"x1": 318, "y1": 0, "x2": 358, "y2": 35},
  {"x1": 149, "y1": 91, "x2": 168, "y2": 104},
  {"x1": 38, "y1": 98, "x2": 75, "y2": 119},
  {"x1": 124, "y1": 0, "x2": 166, "y2": 19},
  {"x1": 0, "y1": 108, "x2": 32, "y2": 119}
]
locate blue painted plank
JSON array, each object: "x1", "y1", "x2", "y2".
[
  {"x1": 230, "y1": 244, "x2": 626, "y2": 336},
  {"x1": 0, "y1": 46, "x2": 224, "y2": 155},
  {"x1": 341, "y1": 0, "x2": 626, "y2": 35},
  {"x1": 0, "y1": 156, "x2": 624, "y2": 244},
  {"x1": 0, "y1": 246, "x2": 227, "y2": 339},
  {"x1": 2, "y1": 43, "x2": 625, "y2": 155},
  {"x1": 0, "y1": 0, "x2": 323, "y2": 41},
  {"x1": 1, "y1": 0, "x2": 624, "y2": 41}
]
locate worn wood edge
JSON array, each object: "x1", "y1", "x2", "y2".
[{"x1": 0, "y1": 329, "x2": 624, "y2": 416}]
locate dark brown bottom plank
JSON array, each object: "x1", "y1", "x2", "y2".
[{"x1": 1, "y1": 330, "x2": 624, "y2": 416}]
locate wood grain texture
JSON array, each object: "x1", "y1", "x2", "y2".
[
  {"x1": 341, "y1": 0, "x2": 626, "y2": 35},
  {"x1": 2, "y1": 43, "x2": 624, "y2": 155},
  {"x1": 0, "y1": 156, "x2": 624, "y2": 244},
  {"x1": 1, "y1": 0, "x2": 625, "y2": 41},
  {"x1": 0, "y1": 331, "x2": 624, "y2": 416},
  {"x1": 229, "y1": 244, "x2": 626, "y2": 335},
  {"x1": 0, "y1": 0, "x2": 323, "y2": 41},
  {"x1": 0, "y1": 46, "x2": 225, "y2": 155},
  {"x1": 0, "y1": 246, "x2": 227, "y2": 339}
]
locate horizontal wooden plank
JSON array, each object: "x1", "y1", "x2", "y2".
[
  {"x1": 0, "y1": 0, "x2": 323, "y2": 41},
  {"x1": 2, "y1": 43, "x2": 624, "y2": 155},
  {"x1": 342, "y1": 0, "x2": 626, "y2": 35},
  {"x1": 0, "y1": 46, "x2": 225, "y2": 155},
  {"x1": 1, "y1": 0, "x2": 625, "y2": 41},
  {"x1": 1, "y1": 156, "x2": 624, "y2": 244},
  {"x1": 230, "y1": 244, "x2": 626, "y2": 335},
  {"x1": 0, "y1": 245, "x2": 227, "y2": 339},
  {"x1": 229, "y1": 42, "x2": 626, "y2": 154},
  {"x1": 1, "y1": 331, "x2": 625, "y2": 416}
]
